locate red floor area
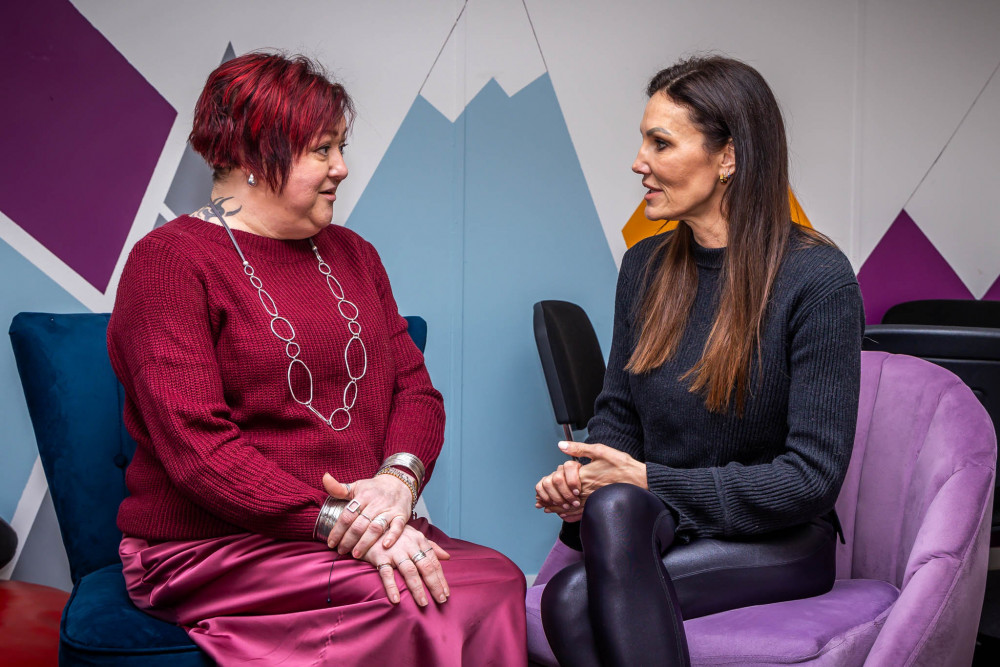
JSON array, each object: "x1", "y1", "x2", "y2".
[{"x1": 0, "y1": 580, "x2": 68, "y2": 666}]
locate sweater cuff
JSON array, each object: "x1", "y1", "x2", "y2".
[
  {"x1": 645, "y1": 463, "x2": 726, "y2": 538},
  {"x1": 285, "y1": 489, "x2": 330, "y2": 540},
  {"x1": 586, "y1": 430, "x2": 643, "y2": 462}
]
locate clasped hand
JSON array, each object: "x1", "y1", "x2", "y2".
[
  {"x1": 363, "y1": 525, "x2": 451, "y2": 607},
  {"x1": 534, "y1": 441, "x2": 647, "y2": 522},
  {"x1": 322, "y1": 472, "x2": 410, "y2": 557},
  {"x1": 322, "y1": 472, "x2": 450, "y2": 606}
]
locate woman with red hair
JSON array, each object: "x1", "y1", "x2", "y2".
[{"x1": 109, "y1": 52, "x2": 526, "y2": 665}]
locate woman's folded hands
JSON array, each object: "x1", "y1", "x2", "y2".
[
  {"x1": 363, "y1": 525, "x2": 450, "y2": 606},
  {"x1": 319, "y1": 472, "x2": 450, "y2": 606},
  {"x1": 322, "y1": 472, "x2": 411, "y2": 556},
  {"x1": 535, "y1": 441, "x2": 648, "y2": 522}
]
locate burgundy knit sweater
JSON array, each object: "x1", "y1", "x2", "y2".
[{"x1": 108, "y1": 216, "x2": 444, "y2": 542}]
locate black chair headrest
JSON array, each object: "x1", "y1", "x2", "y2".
[
  {"x1": 882, "y1": 299, "x2": 1000, "y2": 329},
  {"x1": 863, "y1": 324, "x2": 1000, "y2": 361},
  {"x1": 533, "y1": 301, "x2": 606, "y2": 430}
]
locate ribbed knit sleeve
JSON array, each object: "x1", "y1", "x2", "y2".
[
  {"x1": 109, "y1": 236, "x2": 326, "y2": 540},
  {"x1": 585, "y1": 246, "x2": 645, "y2": 461},
  {"x1": 361, "y1": 239, "x2": 445, "y2": 489},
  {"x1": 646, "y1": 283, "x2": 863, "y2": 537}
]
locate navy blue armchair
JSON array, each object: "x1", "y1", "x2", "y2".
[{"x1": 9, "y1": 312, "x2": 427, "y2": 665}]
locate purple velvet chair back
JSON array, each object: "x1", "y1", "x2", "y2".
[{"x1": 835, "y1": 352, "x2": 996, "y2": 665}]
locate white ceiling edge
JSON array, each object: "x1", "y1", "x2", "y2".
[{"x1": 421, "y1": 0, "x2": 547, "y2": 122}]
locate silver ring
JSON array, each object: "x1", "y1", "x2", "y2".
[
  {"x1": 411, "y1": 550, "x2": 427, "y2": 563},
  {"x1": 345, "y1": 499, "x2": 361, "y2": 513},
  {"x1": 344, "y1": 483, "x2": 352, "y2": 495},
  {"x1": 360, "y1": 513, "x2": 373, "y2": 521},
  {"x1": 372, "y1": 515, "x2": 389, "y2": 530},
  {"x1": 376, "y1": 562, "x2": 393, "y2": 571}
]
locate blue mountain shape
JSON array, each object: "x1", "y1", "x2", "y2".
[
  {"x1": 164, "y1": 43, "x2": 238, "y2": 220},
  {"x1": 348, "y1": 74, "x2": 618, "y2": 571},
  {"x1": 0, "y1": 238, "x2": 86, "y2": 520}
]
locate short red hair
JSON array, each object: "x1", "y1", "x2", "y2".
[{"x1": 189, "y1": 52, "x2": 353, "y2": 192}]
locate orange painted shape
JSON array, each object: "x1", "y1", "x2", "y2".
[
  {"x1": 622, "y1": 188, "x2": 812, "y2": 249},
  {"x1": 789, "y1": 189, "x2": 812, "y2": 229},
  {"x1": 622, "y1": 201, "x2": 677, "y2": 249}
]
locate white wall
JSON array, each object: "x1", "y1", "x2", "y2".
[{"x1": 2, "y1": 0, "x2": 997, "y2": 588}]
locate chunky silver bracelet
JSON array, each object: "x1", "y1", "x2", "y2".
[
  {"x1": 381, "y1": 452, "x2": 425, "y2": 490},
  {"x1": 314, "y1": 496, "x2": 347, "y2": 542},
  {"x1": 375, "y1": 466, "x2": 418, "y2": 511}
]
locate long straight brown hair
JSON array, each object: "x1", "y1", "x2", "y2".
[{"x1": 626, "y1": 56, "x2": 831, "y2": 413}]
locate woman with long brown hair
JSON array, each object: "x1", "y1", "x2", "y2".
[{"x1": 532, "y1": 56, "x2": 864, "y2": 665}]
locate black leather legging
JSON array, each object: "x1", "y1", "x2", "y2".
[{"x1": 540, "y1": 484, "x2": 837, "y2": 667}]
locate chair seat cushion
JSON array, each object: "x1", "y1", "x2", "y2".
[
  {"x1": 527, "y1": 578, "x2": 898, "y2": 666},
  {"x1": 685, "y1": 579, "x2": 899, "y2": 664},
  {"x1": 61, "y1": 563, "x2": 208, "y2": 663}
]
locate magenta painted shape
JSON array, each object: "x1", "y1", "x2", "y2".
[
  {"x1": 0, "y1": 0, "x2": 175, "y2": 291},
  {"x1": 857, "y1": 210, "x2": 974, "y2": 324}
]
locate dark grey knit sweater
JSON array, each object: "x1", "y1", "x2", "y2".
[{"x1": 587, "y1": 229, "x2": 864, "y2": 540}]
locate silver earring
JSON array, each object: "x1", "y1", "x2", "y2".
[{"x1": 247, "y1": 173, "x2": 257, "y2": 187}]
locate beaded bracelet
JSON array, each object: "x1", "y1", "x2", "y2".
[
  {"x1": 381, "y1": 453, "x2": 425, "y2": 490},
  {"x1": 376, "y1": 466, "x2": 418, "y2": 511}
]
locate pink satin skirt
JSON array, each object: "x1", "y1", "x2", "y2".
[{"x1": 120, "y1": 519, "x2": 527, "y2": 666}]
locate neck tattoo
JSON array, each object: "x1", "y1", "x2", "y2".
[
  {"x1": 205, "y1": 200, "x2": 367, "y2": 431},
  {"x1": 195, "y1": 195, "x2": 242, "y2": 223}
]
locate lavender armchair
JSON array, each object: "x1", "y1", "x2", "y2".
[{"x1": 527, "y1": 351, "x2": 996, "y2": 665}]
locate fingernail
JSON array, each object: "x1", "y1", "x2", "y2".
[
  {"x1": 573, "y1": 489, "x2": 580, "y2": 496},
  {"x1": 572, "y1": 501, "x2": 580, "y2": 507},
  {"x1": 558, "y1": 441, "x2": 569, "y2": 450},
  {"x1": 562, "y1": 503, "x2": 569, "y2": 509},
  {"x1": 392, "y1": 594, "x2": 399, "y2": 604},
  {"x1": 439, "y1": 594, "x2": 447, "y2": 603},
  {"x1": 352, "y1": 550, "x2": 360, "y2": 558}
]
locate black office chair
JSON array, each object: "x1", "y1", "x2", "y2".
[
  {"x1": 532, "y1": 300, "x2": 606, "y2": 440},
  {"x1": 883, "y1": 299, "x2": 1000, "y2": 329},
  {"x1": 862, "y1": 325, "x2": 1000, "y2": 424},
  {"x1": 877, "y1": 299, "x2": 1000, "y2": 429}
]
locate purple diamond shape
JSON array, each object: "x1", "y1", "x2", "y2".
[
  {"x1": 857, "y1": 209, "x2": 974, "y2": 324},
  {"x1": 0, "y1": 0, "x2": 175, "y2": 291}
]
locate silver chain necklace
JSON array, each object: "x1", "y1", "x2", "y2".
[{"x1": 208, "y1": 202, "x2": 367, "y2": 431}]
